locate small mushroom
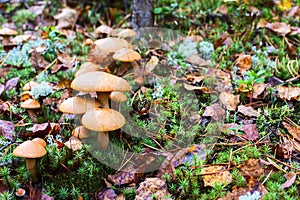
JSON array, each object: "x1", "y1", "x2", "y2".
[
  {"x1": 13, "y1": 140, "x2": 46, "y2": 183},
  {"x1": 0, "y1": 27, "x2": 18, "y2": 46},
  {"x1": 59, "y1": 96, "x2": 101, "y2": 114},
  {"x1": 71, "y1": 71, "x2": 130, "y2": 108},
  {"x1": 94, "y1": 37, "x2": 132, "y2": 54},
  {"x1": 109, "y1": 91, "x2": 127, "y2": 110},
  {"x1": 15, "y1": 188, "x2": 26, "y2": 197},
  {"x1": 75, "y1": 62, "x2": 102, "y2": 78},
  {"x1": 20, "y1": 99, "x2": 41, "y2": 123},
  {"x1": 113, "y1": 48, "x2": 141, "y2": 63},
  {"x1": 72, "y1": 126, "x2": 90, "y2": 139},
  {"x1": 82, "y1": 108, "x2": 126, "y2": 149},
  {"x1": 22, "y1": 81, "x2": 40, "y2": 91},
  {"x1": 118, "y1": 28, "x2": 136, "y2": 39}
]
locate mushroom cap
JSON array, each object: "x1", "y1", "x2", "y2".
[
  {"x1": 118, "y1": 28, "x2": 136, "y2": 38},
  {"x1": 113, "y1": 48, "x2": 141, "y2": 62},
  {"x1": 94, "y1": 37, "x2": 132, "y2": 54},
  {"x1": 32, "y1": 138, "x2": 46, "y2": 148},
  {"x1": 59, "y1": 96, "x2": 101, "y2": 114},
  {"x1": 75, "y1": 62, "x2": 101, "y2": 78},
  {"x1": 109, "y1": 91, "x2": 127, "y2": 102},
  {"x1": 13, "y1": 140, "x2": 46, "y2": 158},
  {"x1": 72, "y1": 126, "x2": 90, "y2": 138},
  {"x1": 82, "y1": 108, "x2": 126, "y2": 132},
  {"x1": 0, "y1": 27, "x2": 18, "y2": 36},
  {"x1": 20, "y1": 99, "x2": 41, "y2": 109},
  {"x1": 23, "y1": 81, "x2": 40, "y2": 91},
  {"x1": 71, "y1": 71, "x2": 130, "y2": 92}
]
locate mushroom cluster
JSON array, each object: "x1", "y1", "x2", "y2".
[{"x1": 69, "y1": 71, "x2": 130, "y2": 150}]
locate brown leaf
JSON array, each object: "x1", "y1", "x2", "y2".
[
  {"x1": 239, "y1": 159, "x2": 264, "y2": 179},
  {"x1": 235, "y1": 55, "x2": 252, "y2": 74},
  {"x1": 205, "y1": 68, "x2": 232, "y2": 92},
  {"x1": 53, "y1": 79, "x2": 72, "y2": 90},
  {"x1": 25, "y1": 123, "x2": 60, "y2": 139},
  {"x1": 266, "y1": 22, "x2": 291, "y2": 35},
  {"x1": 145, "y1": 56, "x2": 158, "y2": 73},
  {"x1": 186, "y1": 54, "x2": 208, "y2": 66},
  {"x1": 135, "y1": 178, "x2": 171, "y2": 200},
  {"x1": 30, "y1": 50, "x2": 49, "y2": 69},
  {"x1": 56, "y1": 52, "x2": 76, "y2": 70},
  {"x1": 252, "y1": 82, "x2": 266, "y2": 99},
  {"x1": 240, "y1": 124, "x2": 260, "y2": 141},
  {"x1": 281, "y1": 172, "x2": 296, "y2": 189},
  {"x1": 54, "y1": 7, "x2": 78, "y2": 29},
  {"x1": 0, "y1": 83, "x2": 4, "y2": 96},
  {"x1": 203, "y1": 103, "x2": 225, "y2": 121},
  {"x1": 5, "y1": 77, "x2": 19, "y2": 90},
  {"x1": 86, "y1": 45, "x2": 113, "y2": 66},
  {"x1": 97, "y1": 188, "x2": 117, "y2": 200},
  {"x1": 219, "y1": 92, "x2": 240, "y2": 111},
  {"x1": 238, "y1": 105, "x2": 258, "y2": 117},
  {"x1": 64, "y1": 136, "x2": 82, "y2": 151},
  {"x1": 0, "y1": 120, "x2": 15, "y2": 141},
  {"x1": 283, "y1": 121, "x2": 300, "y2": 142},
  {"x1": 277, "y1": 86, "x2": 300, "y2": 100},
  {"x1": 201, "y1": 165, "x2": 233, "y2": 187}
]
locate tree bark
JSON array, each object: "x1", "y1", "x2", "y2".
[{"x1": 131, "y1": 0, "x2": 154, "y2": 30}]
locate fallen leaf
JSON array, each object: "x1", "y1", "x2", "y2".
[
  {"x1": 145, "y1": 56, "x2": 159, "y2": 73},
  {"x1": 238, "y1": 105, "x2": 258, "y2": 117},
  {"x1": 135, "y1": 178, "x2": 171, "y2": 200},
  {"x1": 24, "y1": 123, "x2": 60, "y2": 139},
  {"x1": 240, "y1": 124, "x2": 260, "y2": 141},
  {"x1": 64, "y1": 136, "x2": 82, "y2": 151},
  {"x1": 30, "y1": 50, "x2": 49, "y2": 69},
  {"x1": 266, "y1": 22, "x2": 291, "y2": 35},
  {"x1": 221, "y1": 123, "x2": 240, "y2": 135},
  {"x1": 11, "y1": 34, "x2": 31, "y2": 44},
  {"x1": 277, "y1": 0, "x2": 292, "y2": 11},
  {"x1": 186, "y1": 54, "x2": 208, "y2": 66},
  {"x1": 283, "y1": 121, "x2": 300, "y2": 142},
  {"x1": 0, "y1": 83, "x2": 4, "y2": 96},
  {"x1": 277, "y1": 86, "x2": 300, "y2": 100},
  {"x1": 0, "y1": 120, "x2": 15, "y2": 141},
  {"x1": 239, "y1": 159, "x2": 264, "y2": 179},
  {"x1": 96, "y1": 188, "x2": 119, "y2": 200},
  {"x1": 53, "y1": 79, "x2": 72, "y2": 90},
  {"x1": 203, "y1": 103, "x2": 226, "y2": 121},
  {"x1": 219, "y1": 92, "x2": 240, "y2": 111},
  {"x1": 252, "y1": 82, "x2": 266, "y2": 99},
  {"x1": 5, "y1": 77, "x2": 19, "y2": 90},
  {"x1": 205, "y1": 68, "x2": 232, "y2": 92},
  {"x1": 281, "y1": 172, "x2": 296, "y2": 189},
  {"x1": 86, "y1": 45, "x2": 112, "y2": 66},
  {"x1": 235, "y1": 55, "x2": 252, "y2": 74},
  {"x1": 201, "y1": 165, "x2": 233, "y2": 187}
]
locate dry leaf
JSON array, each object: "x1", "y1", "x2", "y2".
[
  {"x1": 277, "y1": 0, "x2": 292, "y2": 11},
  {"x1": 135, "y1": 178, "x2": 171, "y2": 200},
  {"x1": 219, "y1": 92, "x2": 240, "y2": 111},
  {"x1": 0, "y1": 83, "x2": 4, "y2": 96},
  {"x1": 277, "y1": 86, "x2": 300, "y2": 100},
  {"x1": 186, "y1": 54, "x2": 208, "y2": 66},
  {"x1": 283, "y1": 121, "x2": 300, "y2": 142},
  {"x1": 235, "y1": 55, "x2": 252, "y2": 74},
  {"x1": 64, "y1": 136, "x2": 82, "y2": 151},
  {"x1": 266, "y1": 22, "x2": 291, "y2": 35},
  {"x1": 0, "y1": 120, "x2": 15, "y2": 141},
  {"x1": 281, "y1": 172, "x2": 296, "y2": 189},
  {"x1": 145, "y1": 56, "x2": 158, "y2": 73},
  {"x1": 221, "y1": 123, "x2": 240, "y2": 135},
  {"x1": 239, "y1": 159, "x2": 264, "y2": 179},
  {"x1": 252, "y1": 82, "x2": 266, "y2": 98},
  {"x1": 203, "y1": 103, "x2": 226, "y2": 121},
  {"x1": 205, "y1": 68, "x2": 232, "y2": 92},
  {"x1": 240, "y1": 124, "x2": 260, "y2": 141},
  {"x1": 238, "y1": 105, "x2": 258, "y2": 117},
  {"x1": 201, "y1": 165, "x2": 232, "y2": 187},
  {"x1": 5, "y1": 77, "x2": 19, "y2": 90},
  {"x1": 54, "y1": 7, "x2": 78, "y2": 29}
]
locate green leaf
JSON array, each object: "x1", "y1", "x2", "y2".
[{"x1": 154, "y1": 7, "x2": 163, "y2": 14}]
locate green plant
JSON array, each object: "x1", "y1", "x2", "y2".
[{"x1": 12, "y1": 9, "x2": 35, "y2": 28}]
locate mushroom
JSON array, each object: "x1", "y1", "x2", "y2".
[
  {"x1": 22, "y1": 81, "x2": 40, "y2": 91},
  {"x1": 32, "y1": 138, "x2": 47, "y2": 148},
  {"x1": 71, "y1": 71, "x2": 130, "y2": 109},
  {"x1": 13, "y1": 140, "x2": 46, "y2": 183},
  {"x1": 94, "y1": 37, "x2": 132, "y2": 54},
  {"x1": 72, "y1": 126, "x2": 90, "y2": 139},
  {"x1": 109, "y1": 91, "x2": 127, "y2": 110},
  {"x1": 20, "y1": 99, "x2": 41, "y2": 123},
  {"x1": 0, "y1": 27, "x2": 18, "y2": 46},
  {"x1": 15, "y1": 188, "x2": 26, "y2": 197},
  {"x1": 118, "y1": 28, "x2": 137, "y2": 40},
  {"x1": 82, "y1": 108, "x2": 126, "y2": 149},
  {"x1": 113, "y1": 48, "x2": 141, "y2": 63},
  {"x1": 75, "y1": 62, "x2": 102, "y2": 78},
  {"x1": 59, "y1": 96, "x2": 101, "y2": 115}
]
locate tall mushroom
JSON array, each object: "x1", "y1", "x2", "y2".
[
  {"x1": 13, "y1": 140, "x2": 46, "y2": 183},
  {"x1": 0, "y1": 27, "x2": 18, "y2": 46}
]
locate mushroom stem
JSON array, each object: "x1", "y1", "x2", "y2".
[
  {"x1": 25, "y1": 158, "x2": 39, "y2": 183},
  {"x1": 97, "y1": 92, "x2": 110, "y2": 108},
  {"x1": 97, "y1": 132, "x2": 109, "y2": 150}
]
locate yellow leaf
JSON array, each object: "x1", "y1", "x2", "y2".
[{"x1": 278, "y1": 0, "x2": 292, "y2": 11}]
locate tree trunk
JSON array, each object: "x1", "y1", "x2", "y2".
[{"x1": 131, "y1": 0, "x2": 154, "y2": 30}]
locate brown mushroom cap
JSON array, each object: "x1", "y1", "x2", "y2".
[
  {"x1": 32, "y1": 138, "x2": 46, "y2": 148},
  {"x1": 94, "y1": 37, "x2": 132, "y2": 54},
  {"x1": 75, "y1": 62, "x2": 101, "y2": 78},
  {"x1": 13, "y1": 140, "x2": 46, "y2": 158},
  {"x1": 20, "y1": 99, "x2": 41, "y2": 109},
  {"x1": 109, "y1": 91, "x2": 127, "y2": 102},
  {"x1": 59, "y1": 96, "x2": 101, "y2": 114},
  {"x1": 0, "y1": 27, "x2": 18, "y2": 36},
  {"x1": 72, "y1": 126, "x2": 90, "y2": 138},
  {"x1": 118, "y1": 29, "x2": 136, "y2": 38},
  {"x1": 113, "y1": 48, "x2": 141, "y2": 62},
  {"x1": 71, "y1": 71, "x2": 130, "y2": 92},
  {"x1": 22, "y1": 81, "x2": 40, "y2": 91},
  {"x1": 82, "y1": 108, "x2": 126, "y2": 132}
]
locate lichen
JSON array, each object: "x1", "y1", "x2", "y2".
[
  {"x1": 30, "y1": 82, "x2": 53, "y2": 99},
  {"x1": 198, "y1": 41, "x2": 214, "y2": 61},
  {"x1": 178, "y1": 39, "x2": 198, "y2": 58}
]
